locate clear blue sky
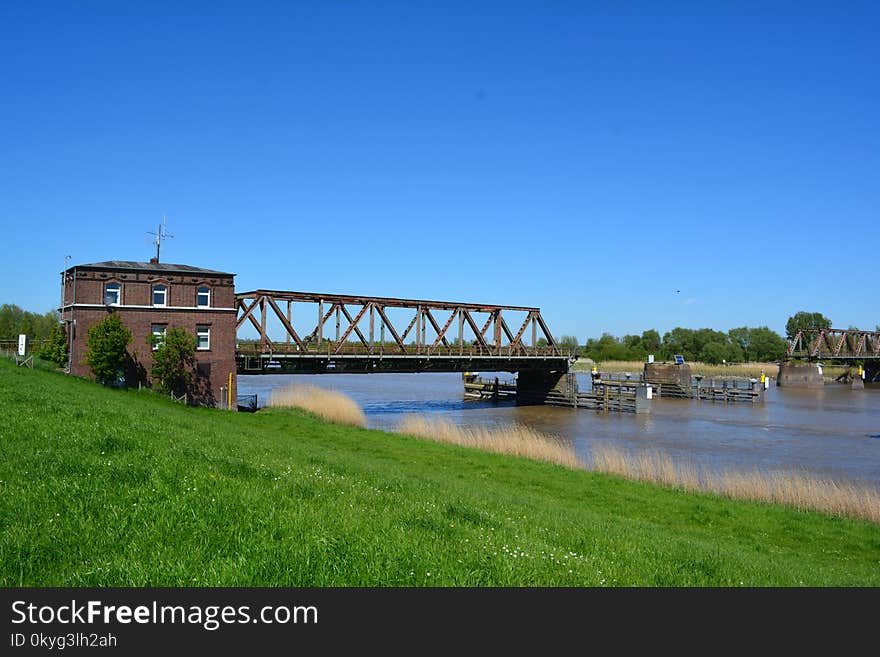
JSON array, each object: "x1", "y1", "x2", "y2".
[{"x1": 2, "y1": 1, "x2": 877, "y2": 340}]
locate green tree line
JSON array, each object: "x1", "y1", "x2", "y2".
[
  {"x1": 0, "y1": 304, "x2": 58, "y2": 341},
  {"x1": 567, "y1": 311, "x2": 843, "y2": 364},
  {"x1": 567, "y1": 326, "x2": 786, "y2": 364}
]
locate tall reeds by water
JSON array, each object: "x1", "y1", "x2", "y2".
[
  {"x1": 268, "y1": 384, "x2": 367, "y2": 427},
  {"x1": 266, "y1": 386, "x2": 879, "y2": 523},
  {"x1": 589, "y1": 444, "x2": 880, "y2": 522},
  {"x1": 396, "y1": 415, "x2": 880, "y2": 523},
  {"x1": 396, "y1": 415, "x2": 582, "y2": 469}
]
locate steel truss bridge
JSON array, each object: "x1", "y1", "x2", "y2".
[
  {"x1": 235, "y1": 290, "x2": 570, "y2": 374},
  {"x1": 787, "y1": 328, "x2": 880, "y2": 360}
]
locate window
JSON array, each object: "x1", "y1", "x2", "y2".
[
  {"x1": 196, "y1": 287, "x2": 211, "y2": 307},
  {"x1": 196, "y1": 325, "x2": 210, "y2": 351},
  {"x1": 104, "y1": 282, "x2": 121, "y2": 306},
  {"x1": 151, "y1": 324, "x2": 167, "y2": 351},
  {"x1": 152, "y1": 284, "x2": 167, "y2": 307}
]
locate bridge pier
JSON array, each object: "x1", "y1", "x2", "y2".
[
  {"x1": 516, "y1": 370, "x2": 578, "y2": 406},
  {"x1": 868, "y1": 363, "x2": 880, "y2": 383},
  {"x1": 643, "y1": 362, "x2": 693, "y2": 398},
  {"x1": 852, "y1": 371, "x2": 865, "y2": 390},
  {"x1": 777, "y1": 361, "x2": 824, "y2": 388}
]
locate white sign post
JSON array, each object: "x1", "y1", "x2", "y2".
[{"x1": 18, "y1": 334, "x2": 27, "y2": 357}]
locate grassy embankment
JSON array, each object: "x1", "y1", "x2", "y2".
[
  {"x1": 571, "y1": 359, "x2": 849, "y2": 380},
  {"x1": 2, "y1": 359, "x2": 879, "y2": 586}
]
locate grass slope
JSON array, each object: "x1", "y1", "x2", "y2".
[{"x1": 1, "y1": 359, "x2": 878, "y2": 586}]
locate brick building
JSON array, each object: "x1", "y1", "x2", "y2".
[{"x1": 60, "y1": 260, "x2": 237, "y2": 406}]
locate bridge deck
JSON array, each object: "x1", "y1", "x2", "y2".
[{"x1": 236, "y1": 345, "x2": 572, "y2": 374}]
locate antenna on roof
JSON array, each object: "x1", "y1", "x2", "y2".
[{"x1": 147, "y1": 214, "x2": 174, "y2": 263}]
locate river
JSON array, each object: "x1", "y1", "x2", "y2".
[{"x1": 238, "y1": 373, "x2": 880, "y2": 487}]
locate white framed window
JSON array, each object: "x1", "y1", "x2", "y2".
[
  {"x1": 196, "y1": 325, "x2": 210, "y2": 351},
  {"x1": 151, "y1": 324, "x2": 167, "y2": 351},
  {"x1": 196, "y1": 286, "x2": 211, "y2": 308},
  {"x1": 152, "y1": 284, "x2": 167, "y2": 307},
  {"x1": 104, "y1": 282, "x2": 121, "y2": 306}
]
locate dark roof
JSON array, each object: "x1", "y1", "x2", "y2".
[{"x1": 73, "y1": 261, "x2": 235, "y2": 276}]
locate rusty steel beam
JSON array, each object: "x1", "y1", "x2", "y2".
[
  {"x1": 235, "y1": 297, "x2": 260, "y2": 330},
  {"x1": 423, "y1": 308, "x2": 451, "y2": 350},
  {"x1": 333, "y1": 304, "x2": 370, "y2": 354},
  {"x1": 260, "y1": 298, "x2": 267, "y2": 352},
  {"x1": 787, "y1": 328, "x2": 880, "y2": 360},
  {"x1": 429, "y1": 309, "x2": 458, "y2": 351},
  {"x1": 400, "y1": 311, "x2": 419, "y2": 343},
  {"x1": 235, "y1": 289, "x2": 562, "y2": 359},
  {"x1": 236, "y1": 289, "x2": 539, "y2": 313},
  {"x1": 462, "y1": 309, "x2": 491, "y2": 352},
  {"x1": 499, "y1": 316, "x2": 520, "y2": 354},
  {"x1": 534, "y1": 312, "x2": 558, "y2": 348},
  {"x1": 303, "y1": 304, "x2": 336, "y2": 346},
  {"x1": 266, "y1": 296, "x2": 305, "y2": 350},
  {"x1": 509, "y1": 313, "x2": 533, "y2": 353},
  {"x1": 375, "y1": 305, "x2": 407, "y2": 353},
  {"x1": 338, "y1": 304, "x2": 371, "y2": 349}
]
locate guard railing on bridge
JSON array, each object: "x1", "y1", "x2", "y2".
[{"x1": 235, "y1": 342, "x2": 565, "y2": 358}]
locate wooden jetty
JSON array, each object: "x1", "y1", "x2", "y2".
[
  {"x1": 463, "y1": 373, "x2": 517, "y2": 400},
  {"x1": 462, "y1": 366, "x2": 766, "y2": 414},
  {"x1": 692, "y1": 378, "x2": 764, "y2": 403},
  {"x1": 463, "y1": 373, "x2": 650, "y2": 413},
  {"x1": 592, "y1": 371, "x2": 764, "y2": 404}
]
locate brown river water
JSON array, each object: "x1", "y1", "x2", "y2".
[{"x1": 239, "y1": 373, "x2": 880, "y2": 488}]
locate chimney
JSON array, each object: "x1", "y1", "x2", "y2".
[{"x1": 150, "y1": 257, "x2": 159, "y2": 264}]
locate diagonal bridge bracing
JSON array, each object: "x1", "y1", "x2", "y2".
[
  {"x1": 787, "y1": 328, "x2": 880, "y2": 361},
  {"x1": 235, "y1": 290, "x2": 568, "y2": 374}
]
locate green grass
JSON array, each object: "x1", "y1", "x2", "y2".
[{"x1": 1, "y1": 359, "x2": 878, "y2": 586}]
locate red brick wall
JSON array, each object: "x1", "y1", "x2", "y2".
[
  {"x1": 64, "y1": 271, "x2": 235, "y2": 309},
  {"x1": 65, "y1": 267, "x2": 237, "y2": 407}
]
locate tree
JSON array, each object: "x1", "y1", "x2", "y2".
[
  {"x1": 149, "y1": 327, "x2": 197, "y2": 396},
  {"x1": 84, "y1": 313, "x2": 132, "y2": 385},
  {"x1": 662, "y1": 327, "x2": 696, "y2": 360},
  {"x1": 728, "y1": 326, "x2": 786, "y2": 361},
  {"x1": 728, "y1": 326, "x2": 752, "y2": 354},
  {"x1": 748, "y1": 327, "x2": 786, "y2": 361},
  {"x1": 785, "y1": 311, "x2": 831, "y2": 339},
  {"x1": 38, "y1": 321, "x2": 68, "y2": 367},
  {"x1": 557, "y1": 335, "x2": 579, "y2": 354},
  {"x1": 0, "y1": 304, "x2": 58, "y2": 341},
  {"x1": 640, "y1": 329, "x2": 661, "y2": 354},
  {"x1": 700, "y1": 341, "x2": 729, "y2": 365}
]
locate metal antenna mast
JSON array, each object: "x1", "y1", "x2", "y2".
[{"x1": 148, "y1": 214, "x2": 174, "y2": 262}]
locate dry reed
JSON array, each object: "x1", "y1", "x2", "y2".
[
  {"x1": 270, "y1": 386, "x2": 877, "y2": 522},
  {"x1": 396, "y1": 415, "x2": 582, "y2": 469},
  {"x1": 589, "y1": 443, "x2": 880, "y2": 523},
  {"x1": 268, "y1": 384, "x2": 367, "y2": 427},
  {"x1": 396, "y1": 415, "x2": 880, "y2": 522}
]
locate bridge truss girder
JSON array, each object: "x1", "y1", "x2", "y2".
[
  {"x1": 235, "y1": 290, "x2": 562, "y2": 359},
  {"x1": 787, "y1": 328, "x2": 880, "y2": 360}
]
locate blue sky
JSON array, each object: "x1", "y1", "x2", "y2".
[{"x1": 1, "y1": 1, "x2": 877, "y2": 340}]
